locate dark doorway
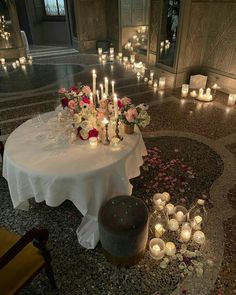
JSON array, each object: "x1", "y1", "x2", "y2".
[{"x1": 15, "y1": 0, "x2": 33, "y2": 44}]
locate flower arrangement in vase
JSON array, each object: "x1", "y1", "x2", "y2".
[
  {"x1": 118, "y1": 97, "x2": 151, "y2": 134},
  {"x1": 58, "y1": 84, "x2": 99, "y2": 141}
]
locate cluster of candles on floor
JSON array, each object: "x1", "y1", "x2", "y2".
[
  {"x1": 149, "y1": 192, "x2": 206, "y2": 260},
  {"x1": 0, "y1": 56, "x2": 33, "y2": 72},
  {"x1": 124, "y1": 26, "x2": 148, "y2": 52},
  {"x1": 181, "y1": 83, "x2": 236, "y2": 106}
]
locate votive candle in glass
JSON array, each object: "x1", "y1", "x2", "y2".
[
  {"x1": 174, "y1": 206, "x2": 188, "y2": 223},
  {"x1": 149, "y1": 238, "x2": 165, "y2": 260},
  {"x1": 89, "y1": 137, "x2": 98, "y2": 147},
  {"x1": 180, "y1": 222, "x2": 192, "y2": 243},
  {"x1": 166, "y1": 203, "x2": 175, "y2": 215},
  {"x1": 193, "y1": 230, "x2": 205, "y2": 245},
  {"x1": 159, "y1": 77, "x2": 166, "y2": 89},
  {"x1": 165, "y1": 242, "x2": 176, "y2": 256},
  {"x1": 168, "y1": 219, "x2": 179, "y2": 231},
  {"x1": 191, "y1": 215, "x2": 202, "y2": 230},
  {"x1": 155, "y1": 223, "x2": 165, "y2": 238},
  {"x1": 98, "y1": 48, "x2": 103, "y2": 55},
  {"x1": 228, "y1": 94, "x2": 236, "y2": 106},
  {"x1": 181, "y1": 84, "x2": 189, "y2": 97}
]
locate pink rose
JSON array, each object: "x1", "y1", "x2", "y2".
[
  {"x1": 125, "y1": 108, "x2": 138, "y2": 123},
  {"x1": 58, "y1": 87, "x2": 67, "y2": 94},
  {"x1": 88, "y1": 128, "x2": 99, "y2": 138},
  {"x1": 121, "y1": 97, "x2": 132, "y2": 106},
  {"x1": 61, "y1": 97, "x2": 69, "y2": 108},
  {"x1": 82, "y1": 86, "x2": 92, "y2": 95},
  {"x1": 68, "y1": 99, "x2": 77, "y2": 110}
]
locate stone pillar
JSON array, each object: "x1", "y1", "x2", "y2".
[{"x1": 147, "y1": 0, "x2": 162, "y2": 65}]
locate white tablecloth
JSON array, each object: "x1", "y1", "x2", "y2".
[{"x1": 3, "y1": 112, "x2": 147, "y2": 249}]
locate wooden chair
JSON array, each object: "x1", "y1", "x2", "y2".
[
  {"x1": 0, "y1": 227, "x2": 57, "y2": 295},
  {"x1": 0, "y1": 129, "x2": 4, "y2": 160}
]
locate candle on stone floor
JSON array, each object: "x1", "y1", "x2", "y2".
[
  {"x1": 191, "y1": 215, "x2": 202, "y2": 230},
  {"x1": 92, "y1": 69, "x2": 97, "y2": 95},
  {"x1": 159, "y1": 77, "x2": 166, "y2": 90},
  {"x1": 206, "y1": 87, "x2": 211, "y2": 96},
  {"x1": 168, "y1": 219, "x2": 179, "y2": 231},
  {"x1": 28, "y1": 55, "x2": 33, "y2": 60},
  {"x1": 180, "y1": 223, "x2": 192, "y2": 243},
  {"x1": 165, "y1": 242, "x2": 176, "y2": 256},
  {"x1": 102, "y1": 54, "x2": 106, "y2": 61},
  {"x1": 111, "y1": 80, "x2": 115, "y2": 96},
  {"x1": 12, "y1": 62, "x2": 17, "y2": 69},
  {"x1": 149, "y1": 238, "x2": 165, "y2": 260},
  {"x1": 16, "y1": 60, "x2": 20, "y2": 66},
  {"x1": 160, "y1": 41, "x2": 164, "y2": 47},
  {"x1": 228, "y1": 94, "x2": 236, "y2": 106},
  {"x1": 104, "y1": 77, "x2": 109, "y2": 96},
  {"x1": 176, "y1": 211, "x2": 184, "y2": 222},
  {"x1": 113, "y1": 93, "x2": 118, "y2": 119},
  {"x1": 155, "y1": 223, "x2": 165, "y2": 238},
  {"x1": 150, "y1": 71, "x2": 154, "y2": 81},
  {"x1": 153, "y1": 80, "x2": 158, "y2": 89},
  {"x1": 190, "y1": 90, "x2": 197, "y2": 97},
  {"x1": 123, "y1": 56, "x2": 128, "y2": 63},
  {"x1": 109, "y1": 47, "x2": 114, "y2": 55},
  {"x1": 198, "y1": 88, "x2": 204, "y2": 99},
  {"x1": 193, "y1": 230, "x2": 205, "y2": 245},
  {"x1": 130, "y1": 54, "x2": 135, "y2": 63},
  {"x1": 118, "y1": 52, "x2": 123, "y2": 59},
  {"x1": 1, "y1": 58, "x2": 5, "y2": 64},
  {"x1": 100, "y1": 84, "x2": 104, "y2": 98},
  {"x1": 166, "y1": 203, "x2": 175, "y2": 215},
  {"x1": 181, "y1": 84, "x2": 189, "y2": 97},
  {"x1": 98, "y1": 48, "x2": 103, "y2": 55}
]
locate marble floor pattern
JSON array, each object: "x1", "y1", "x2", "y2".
[{"x1": 0, "y1": 51, "x2": 236, "y2": 295}]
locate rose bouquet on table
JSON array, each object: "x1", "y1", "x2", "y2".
[
  {"x1": 118, "y1": 96, "x2": 151, "y2": 133},
  {"x1": 58, "y1": 84, "x2": 99, "y2": 141}
]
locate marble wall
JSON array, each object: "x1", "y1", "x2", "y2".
[
  {"x1": 74, "y1": 0, "x2": 107, "y2": 51},
  {"x1": 149, "y1": 0, "x2": 236, "y2": 92}
]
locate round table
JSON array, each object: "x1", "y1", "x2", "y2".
[{"x1": 3, "y1": 112, "x2": 147, "y2": 249}]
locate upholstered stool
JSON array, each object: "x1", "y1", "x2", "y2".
[{"x1": 98, "y1": 195, "x2": 149, "y2": 266}]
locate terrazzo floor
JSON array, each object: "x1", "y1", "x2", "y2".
[{"x1": 0, "y1": 50, "x2": 235, "y2": 295}]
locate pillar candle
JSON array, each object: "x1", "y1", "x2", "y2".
[
  {"x1": 113, "y1": 93, "x2": 118, "y2": 119},
  {"x1": 104, "y1": 77, "x2": 109, "y2": 96},
  {"x1": 111, "y1": 80, "x2": 115, "y2": 96},
  {"x1": 96, "y1": 90, "x2": 100, "y2": 105},
  {"x1": 100, "y1": 84, "x2": 104, "y2": 98},
  {"x1": 92, "y1": 69, "x2": 97, "y2": 95}
]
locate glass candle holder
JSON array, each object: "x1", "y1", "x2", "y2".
[
  {"x1": 165, "y1": 242, "x2": 176, "y2": 256},
  {"x1": 174, "y1": 205, "x2": 188, "y2": 223},
  {"x1": 155, "y1": 223, "x2": 165, "y2": 238},
  {"x1": 165, "y1": 203, "x2": 175, "y2": 215},
  {"x1": 180, "y1": 222, "x2": 192, "y2": 243},
  {"x1": 181, "y1": 84, "x2": 189, "y2": 97},
  {"x1": 149, "y1": 238, "x2": 165, "y2": 260},
  {"x1": 153, "y1": 193, "x2": 166, "y2": 211},
  {"x1": 98, "y1": 48, "x2": 103, "y2": 55},
  {"x1": 89, "y1": 137, "x2": 98, "y2": 148},
  {"x1": 168, "y1": 218, "x2": 179, "y2": 231},
  {"x1": 193, "y1": 230, "x2": 206, "y2": 245},
  {"x1": 159, "y1": 77, "x2": 166, "y2": 89}
]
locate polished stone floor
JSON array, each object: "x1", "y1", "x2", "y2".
[{"x1": 0, "y1": 49, "x2": 235, "y2": 295}]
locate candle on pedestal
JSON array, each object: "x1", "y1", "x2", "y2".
[{"x1": 113, "y1": 93, "x2": 118, "y2": 119}]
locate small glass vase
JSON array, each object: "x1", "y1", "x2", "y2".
[{"x1": 124, "y1": 123, "x2": 135, "y2": 134}]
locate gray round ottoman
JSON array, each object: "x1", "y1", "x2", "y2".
[{"x1": 98, "y1": 195, "x2": 149, "y2": 266}]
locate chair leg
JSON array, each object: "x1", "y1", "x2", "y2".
[{"x1": 45, "y1": 263, "x2": 57, "y2": 290}]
